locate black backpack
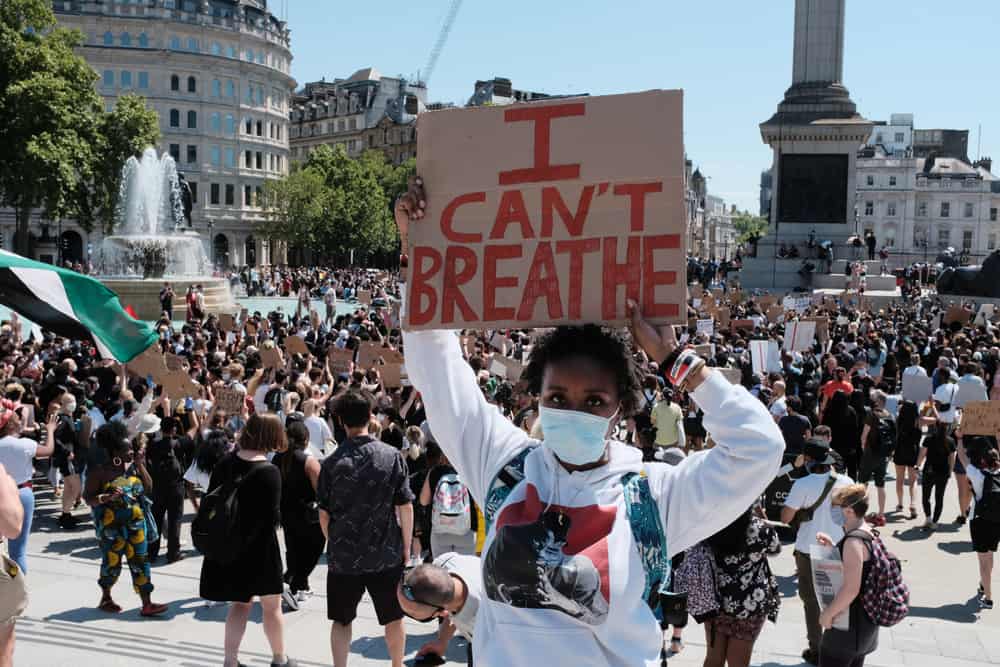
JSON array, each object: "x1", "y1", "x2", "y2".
[
  {"x1": 191, "y1": 462, "x2": 251, "y2": 564},
  {"x1": 975, "y1": 470, "x2": 1000, "y2": 524},
  {"x1": 147, "y1": 437, "x2": 184, "y2": 486},
  {"x1": 875, "y1": 416, "x2": 896, "y2": 456}
]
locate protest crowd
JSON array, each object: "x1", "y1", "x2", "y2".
[{"x1": 0, "y1": 182, "x2": 995, "y2": 667}]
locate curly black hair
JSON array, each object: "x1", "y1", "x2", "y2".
[{"x1": 521, "y1": 325, "x2": 643, "y2": 417}]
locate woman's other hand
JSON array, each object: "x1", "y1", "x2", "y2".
[{"x1": 393, "y1": 176, "x2": 426, "y2": 247}]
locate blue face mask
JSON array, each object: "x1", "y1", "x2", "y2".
[
  {"x1": 538, "y1": 405, "x2": 617, "y2": 466},
  {"x1": 830, "y1": 506, "x2": 846, "y2": 527}
]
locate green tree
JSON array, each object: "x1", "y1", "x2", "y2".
[
  {"x1": 0, "y1": 0, "x2": 103, "y2": 255},
  {"x1": 259, "y1": 166, "x2": 328, "y2": 248},
  {"x1": 360, "y1": 149, "x2": 415, "y2": 209},
  {"x1": 92, "y1": 94, "x2": 161, "y2": 234},
  {"x1": 733, "y1": 212, "x2": 769, "y2": 244}
]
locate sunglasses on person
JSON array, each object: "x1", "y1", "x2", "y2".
[{"x1": 399, "y1": 581, "x2": 446, "y2": 623}]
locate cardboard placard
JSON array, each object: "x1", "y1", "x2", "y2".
[
  {"x1": 975, "y1": 304, "x2": 996, "y2": 326},
  {"x1": 357, "y1": 342, "x2": 383, "y2": 369},
  {"x1": 380, "y1": 363, "x2": 403, "y2": 389},
  {"x1": 959, "y1": 401, "x2": 1000, "y2": 436},
  {"x1": 727, "y1": 290, "x2": 743, "y2": 305},
  {"x1": 245, "y1": 322, "x2": 258, "y2": 336},
  {"x1": 357, "y1": 289, "x2": 372, "y2": 305},
  {"x1": 766, "y1": 305, "x2": 784, "y2": 323},
  {"x1": 690, "y1": 285, "x2": 703, "y2": 298},
  {"x1": 731, "y1": 319, "x2": 755, "y2": 332},
  {"x1": 215, "y1": 386, "x2": 244, "y2": 414},
  {"x1": 162, "y1": 370, "x2": 199, "y2": 399},
  {"x1": 493, "y1": 355, "x2": 525, "y2": 382},
  {"x1": 804, "y1": 316, "x2": 829, "y2": 342},
  {"x1": 381, "y1": 348, "x2": 405, "y2": 365},
  {"x1": 404, "y1": 90, "x2": 686, "y2": 330},
  {"x1": 489, "y1": 332, "x2": 508, "y2": 353},
  {"x1": 757, "y1": 295, "x2": 778, "y2": 308},
  {"x1": 260, "y1": 347, "x2": 282, "y2": 370},
  {"x1": 717, "y1": 307, "x2": 731, "y2": 329},
  {"x1": 696, "y1": 319, "x2": 714, "y2": 337},
  {"x1": 328, "y1": 346, "x2": 354, "y2": 375},
  {"x1": 944, "y1": 305, "x2": 972, "y2": 325},
  {"x1": 717, "y1": 367, "x2": 742, "y2": 385},
  {"x1": 783, "y1": 320, "x2": 816, "y2": 352},
  {"x1": 750, "y1": 340, "x2": 781, "y2": 375},
  {"x1": 285, "y1": 335, "x2": 309, "y2": 356},
  {"x1": 954, "y1": 382, "x2": 989, "y2": 408},
  {"x1": 127, "y1": 345, "x2": 167, "y2": 382},
  {"x1": 218, "y1": 314, "x2": 235, "y2": 332},
  {"x1": 900, "y1": 374, "x2": 933, "y2": 403},
  {"x1": 165, "y1": 353, "x2": 186, "y2": 372},
  {"x1": 694, "y1": 343, "x2": 714, "y2": 358}
]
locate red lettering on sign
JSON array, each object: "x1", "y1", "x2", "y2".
[
  {"x1": 541, "y1": 185, "x2": 594, "y2": 238},
  {"x1": 601, "y1": 237, "x2": 641, "y2": 320},
  {"x1": 517, "y1": 242, "x2": 563, "y2": 321},
  {"x1": 556, "y1": 238, "x2": 600, "y2": 319},
  {"x1": 441, "y1": 192, "x2": 486, "y2": 243},
  {"x1": 613, "y1": 182, "x2": 663, "y2": 232},
  {"x1": 442, "y1": 246, "x2": 478, "y2": 324},
  {"x1": 409, "y1": 246, "x2": 442, "y2": 326},
  {"x1": 483, "y1": 245, "x2": 522, "y2": 321},
  {"x1": 498, "y1": 103, "x2": 586, "y2": 186},
  {"x1": 489, "y1": 190, "x2": 535, "y2": 240},
  {"x1": 642, "y1": 234, "x2": 681, "y2": 318}
]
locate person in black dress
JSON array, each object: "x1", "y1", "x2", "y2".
[
  {"x1": 199, "y1": 413, "x2": 297, "y2": 667},
  {"x1": 892, "y1": 401, "x2": 920, "y2": 518},
  {"x1": 822, "y1": 391, "x2": 861, "y2": 479},
  {"x1": 273, "y1": 419, "x2": 323, "y2": 603}
]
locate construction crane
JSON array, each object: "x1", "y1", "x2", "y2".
[{"x1": 419, "y1": 0, "x2": 463, "y2": 86}]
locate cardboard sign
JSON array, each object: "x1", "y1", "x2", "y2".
[
  {"x1": 215, "y1": 386, "x2": 244, "y2": 414},
  {"x1": 901, "y1": 374, "x2": 933, "y2": 403},
  {"x1": 757, "y1": 295, "x2": 778, "y2": 308},
  {"x1": 727, "y1": 290, "x2": 743, "y2": 305},
  {"x1": 357, "y1": 342, "x2": 384, "y2": 369},
  {"x1": 944, "y1": 306, "x2": 972, "y2": 325},
  {"x1": 285, "y1": 335, "x2": 309, "y2": 356},
  {"x1": 804, "y1": 316, "x2": 829, "y2": 342},
  {"x1": 766, "y1": 305, "x2": 784, "y2": 323},
  {"x1": 381, "y1": 348, "x2": 405, "y2": 365},
  {"x1": 357, "y1": 289, "x2": 372, "y2": 305},
  {"x1": 165, "y1": 353, "x2": 186, "y2": 372},
  {"x1": 405, "y1": 90, "x2": 686, "y2": 331},
  {"x1": 694, "y1": 343, "x2": 714, "y2": 358},
  {"x1": 959, "y1": 401, "x2": 1000, "y2": 436},
  {"x1": 975, "y1": 304, "x2": 996, "y2": 326},
  {"x1": 954, "y1": 382, "x2": 989, "y2": 408},
  {"x1": 696, "y1": 319, "x2": 714, "y2": 337},
  {"x1": 127, "y1": 345, "x2": 167, "y2": 382},
  {"x1": 731, "y1": 319, "x2": 755, "y2": 332},
  {"x1": 380, "y1": 363, "x2": 403, "y2": 389},
  {"x1": 494, "y1": 355, "x2": 525, "y2": 382},
  {"x1": 245, "y1": 322, "x2": 258, "y2": 336},
  {"x1": 783, "y1": 295, "x2": 811, "y2": 313},
  {"x1": 690, "y1": 285, "x2": 703, "y2": 299},
  {"x1": 162, "y1": 370, "x2": 199, "y2": 399},
  {"x1": 328, "y1": 346, "x2": 354, "y2": 375},
  {"x1": 783, "y1": 320, "x2": 816, "y2": 352},
  {"x1": 717, "y1": 367, "x2": 742, "y2": 385},
  {"x1": 750, "y1": 340, "x2": 781, "y2": 376},
  {"x1": 218, "y1": 314, "x2": 235, "y2": 332},
  {"x1": 260, "y1": 347, "x2": 282, "y2": 370},
  {"x1": 717, "y1": 307, "x2": 731, "y2": 330},
  {"x1": 489, "y1": 332, "x2": 508, "y2": 353}
]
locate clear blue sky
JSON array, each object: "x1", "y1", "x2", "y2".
[{"x1": 283, "y1": 0, "x2": 998, "y2": 214}]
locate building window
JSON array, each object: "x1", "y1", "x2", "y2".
[
  {"x1": 224, "y1": 115, "x2": 236, "y2": 136},
  {"x1": 169, "y1": 36, "x2": 181, "y2": 50},
  {"x1": 187, "y1": 38, "x2": 199, "y2": 52},
  {"x1": 210, "y1": 113, "x2": 221, "y2": 133},
  {"x1": 120, "y1": 71, "x2": 132, "y2": 88},
  {"x1": 349, "y1": 118, "x2": 357, "y2": 130},
  {"x1": 227, "y1": 45, "x2": 237, "y2": 59},
  {"x1": 103, "y1": 31, "x2": 113, "y2": 46},
  {"x1": 169, "y1": 143, "x2": 180, "y2": 162},
  {"x1": 187, "y1": 111, "x2": 197, "y2": 129},
  {"x1": 865, "y1": 175, "x2": 874, "y2": 187},
  {"x1": 257, "y1": 51, "x2": 264, "y2": 64},
  {"x1": 941, "y1": 202, "x2": 950, "y2": 217},
  {"x1": 137, "y1": 72, "x2": 149, "y2": 89},
  {"x1": 991, "y1": 207, "x2": 998, "y2": 222},
  {"x1": 963, "y1": 230, "x2": 974, "y2": 250},
  {"x1": 102, "y1": 69, "x2": 114, "y2": 87},
  {"x1": 212, "y1": 79, "x2": 221, "y2": 97},
  {"x1": 889, "y1": 176, "x2": 897, "y2": 186},
  {"x1": 169, "y1": 109, "x2": 180, "y2": 127},
  {"x1": 210, "y1": 183, "x2": 220, "y2": 205},
  {"x1": 246, "y1": 86, "x2": 254, "y2": 105},
  {"x1": 257, "y1": 87, "x2": 264, "y2": 106},
  {"x1": 120, "y1": 32, "x2": 131, "y2": 47},
  {"x1": 187, "y1": 145, "x2": 197, "y2": 164},
  {"x1": 338, "y1": 119, "x2": 345, "y2": 132},
  {"x1": 255, "y1": 186, "x2": 262, "y2": 204},
  {"x1": 210, "y1": 41, "x2": 222, "y2": 56},
  {"x1": 188, "y1": 182, "x2": 197, "y2": 204},
  {"x1": 210, "y1": 145, "x2": 220, "y2": 166},
  {"x1": 990, "y1": 233, "x2": 997, "y2": 250},
  {"x1": 256, "y1": 121, "x2": 263, "y2": 137},
  {"x1": 864, "y1": 201, "x2": 874, "y2": 216},
  {"x1": 224, "y1": 147, "x2": 235, "y2": 168},
  {"x1": 225, "y1": 184, "x2": 234, "y2": 206},
  {"x1": 887, "y1": 202, "x2": 897, "y2": 217},
  {"x1": 244, "y1": 150, "x2": 252, "y2": 168},
  {"x1": 895, "y1": 132, "x2": 905, "y2": 143},
  {"x1": 244, "y1": 117, "x2": 252, "y2": 134},
  {"x1": 918, "y1": 201, "x2": 928, "y2": 217},
  {"x1": 255, "y1": 152, "x2": 262, "y2": 169},
  {"x1": 938, "y1": 228, "x2": 950, "y2": 248},
  {"x1": 138, "y1": 33, "x2": 148, "y2": 48},
  {"x1": 246, "y1": 48, "x2": 254, "y2": 62},
  {"x1": 964, "y1": 202, "x2": 974, "y2": 218},
  {"x1": 244, "y1": 185, "x2": 252, "y2": 206},
  {"x1": 170, "y1": 74, "x2": 180, "y2": 91},
  {"x1": 187, "y1": 76, "x2": 196, "y2": 93},
  {"x1": 942, "y1": 179, "x2": 953, "y2": 189},
  {"x1": 225, "y1": 80, "x2": 235, "y2": 98}
]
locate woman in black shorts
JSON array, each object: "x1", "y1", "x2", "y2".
[
  {"x1": 892, "y1": 401, "x2": 920, "y2": 518},
  {"x1": 957, "y1": 438, "x2": 1000, "y2": 610}
]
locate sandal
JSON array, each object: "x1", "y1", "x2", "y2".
[
  {"x1": 669, "y1": 638, "x2": 684, "y2": 656},
  {"x1": 140, "y1": 602, "x2": 168, "y2": 617},
  {"x1": 98, "y1": 598, "x2": 122, "y2": 614}
]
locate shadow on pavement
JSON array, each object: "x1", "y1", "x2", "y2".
[
  {"x1": 776, "y1": 573, "x2": 798, "y2": 598},
  {"x1": 351, "y1": 629, "x2": 465, "y2": 663},
  {"x1": 46, "y1": 596, "x2": 206, "y2": 623},
  {"x1": 890, "y1": 526, "x2": 931, "y2": 542},
  {"x1": 936, "y1": 540, "x2": 973, "y2": 555},
  {"x1": 907, "y1": 595, "x2": 981, "y2": 624}
]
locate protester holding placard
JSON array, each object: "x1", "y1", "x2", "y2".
[{"x1": 395, "y1": 176, "x2": 783, "y2": 665}]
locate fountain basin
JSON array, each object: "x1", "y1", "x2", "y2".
[{"x1": 102, "y1": 277, "x2": 236, "y2": 321}]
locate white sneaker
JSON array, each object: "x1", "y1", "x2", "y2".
[
  {"x1": 281, "y1": 585, "x2": 299, "y2": 611},
  {"x1": 294, "y1": 589, "x2": 311, "y2": 604}
]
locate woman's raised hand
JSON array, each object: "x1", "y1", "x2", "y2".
[{"x1": 626, "y1": 299, "x2": 678, "y2": 365}]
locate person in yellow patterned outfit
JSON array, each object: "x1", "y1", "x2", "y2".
[{"x1": 83, "y1": 421, "x2": 168, "y2": 617}]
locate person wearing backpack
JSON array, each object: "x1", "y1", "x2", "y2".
[
  {"x1": 197, "y1": 413, "x2": 297, "y2": 667},
  {"x1": 858, "y1": 391, "x2": 895, "y2": 526},
  {"x1": 420, "y1": 451, "x2": 477, "y2": 558},
  {"x1": 815, "y1": 484, "x2": 880, "y2": 667},
  {"x1": 145, "y1": 415, "x2": 194, "y2": 564},
  {"x1": 957, "y1": 434, "x2": 1000, "y2": 610}
]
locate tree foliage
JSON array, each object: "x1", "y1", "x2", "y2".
[
  {"x1": 733, "y1": 212, "x2": 769, "y2": 244},
  {"x1": 259, "y1": 146, "x2": 407, "y2": 262}
]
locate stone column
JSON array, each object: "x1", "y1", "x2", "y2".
[{"x1": 792, "y1": 0, "x2": 846, "y2": 85}]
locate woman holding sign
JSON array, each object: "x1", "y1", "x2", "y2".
[{"x1": 395, "y1": 179, "x2": 783, "y2": 666}]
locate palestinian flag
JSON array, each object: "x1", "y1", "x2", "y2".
[{"x1": 0, "y1": 250, "x2": 157, "y2": 362}]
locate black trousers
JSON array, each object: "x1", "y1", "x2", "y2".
[
  {"x1": 150, "y1": 488, "x2": 184, "y2": 560},
  {"x1": 922, "y1": 474, "x2": 949, "y2": 523},
  {"x1": 283, "y1": 520, "x2": 326, "y2": 592}
]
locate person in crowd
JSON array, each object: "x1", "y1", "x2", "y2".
[
  {"x1": 145, "y1": 414, "x2": 194, "y2": 563},
  {"x1": 778, "y1": 396, "x2": 812, "y2": 455},
  {"x1": 892, "y1": 400, "x2": 921, "y2": 519},
  {"x1": 398, "y1": 553, "x2": 482, "y2": 666},
  {"x1": 819, "y1": 369, "x2": 853, "y2": 418},
  {"x1": 302, "y1": 398, "x2": 333, "y2": 458},
  {"x1": 0, "y1": 409, "x2": 56, "y2": 572},
  {"x1": 816, "y1": 485, "x2": 880, "y2": 667},
  {"x1": 273, "y1": 419, "x2": 324, "y2": 606},
  {"x1": 317, "y1": 389, "x2": 414, "y2": 667},
  {"x1": 957, "y1": 434, "x2": 1000, "y2": 610},
  {"x1": 769, "y1": 380, "x2": 788, "y2": 422},
  {"x1": 902, "y1": 354, "x2": 927, "y2": 379},
  {"x1": 83, "y1": 421, "x2": 167, "y2": 617},
  {"x1": 183, "y1": 428, "x2": 233, "y2": 494},
  {"x1": 930, "y1": 380, "x2": 971, "y2": 524},
  {"x1": 0, "y1": 463, "x2": 24, "y2": 667},
  {"x1": 781, "y1": 439, "x2": 853, "y2": 665},
  {"x1": 395, "y1": 177, "x2": 784, "y2": 665},
  {"x1": 858, "y1": 390, "x2": 894, "y2": 526},
  {"x1": 160, "y1": 282, "x2": 174, "y2": 318},
  {"x1": 650, "y1": 387, "x2": 684, "y2": 453},
  {"x1": 915, "y1": 414, "x2": 956, "y2": 531},
  {"x1": 199, "y1": 413, "x2": 295, "y2": 667},
  {"x1": 702, "y1": 508, "x2": 782, "y2": 667},
  {"x1": 50, "y1": 390, "x2": 83, "y2": 529},
  {"x1": 822, "y1": 390, "x2": 861, "y2": 479},
  {"x1": 420, "y1": 450, "x2": 477, "y2": 558}
]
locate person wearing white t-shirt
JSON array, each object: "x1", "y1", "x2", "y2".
[
  {"x1": 302, "y1": 399, "x2": 333, "y2": 458},
  {"x1": 769, "y1": 381, "x2": 788, "y2": 422},
  {"x1": 0, "y1": 410, "x2": 56, "y2": 573},
  {"x1": 957, "y1": 437, "x2": 1000, "y2": 610},
  {"x1": 781, "y1": 439, "x2": 853, "y2": 665},
  {"x1": 902, "y1": 354, "x2": 927, "y2": 378}
]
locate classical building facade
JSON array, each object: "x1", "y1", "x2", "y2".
[
  {"x1": 289, "y1": 69, "x2": 427, "y2": 166},
  {"x1": 2, "y1": 0, "x2": 296, "y2": 267}
]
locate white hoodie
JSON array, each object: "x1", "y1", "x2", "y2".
[{"x1": 404, "y1": 327, "x2": 783, "y2": 667}]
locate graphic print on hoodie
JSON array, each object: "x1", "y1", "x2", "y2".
[{"x1": 484, "y1": 483, "x2": 617, "y2": 625}]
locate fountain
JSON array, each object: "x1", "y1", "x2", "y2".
[{"x1": 98, "y1": 148, "x2": 235, "y2": 319}]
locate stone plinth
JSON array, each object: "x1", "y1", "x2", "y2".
[{"x1": 102, "y1": 277, "x2": 235, "y2": 321}]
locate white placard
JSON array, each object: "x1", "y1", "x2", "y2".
[
  {"x1": 901, "y1": 374, "x2": 933, "y2": 404},
  {"x1": 810, "y1": 544, "x2": 850, "y2": 631},
  {"x1": 696, "y1": 319, "x2": 714, "y2": 336},
  {"x1": 783, "y1": 320, "x2": 816, "y2": 352}
]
